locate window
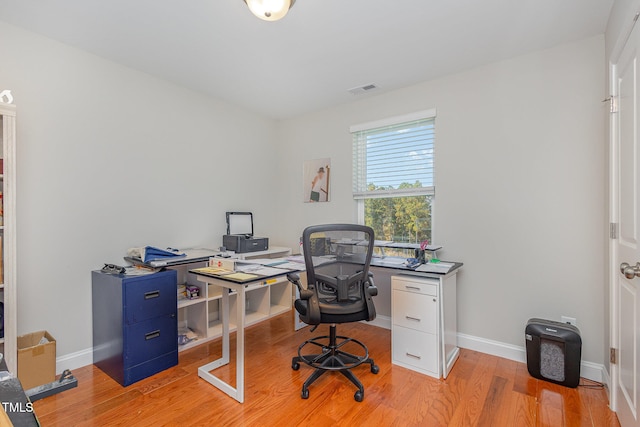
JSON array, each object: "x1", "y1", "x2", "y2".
[{"x1": 351, "y1": 109, "x2": 435, "y2": 245}]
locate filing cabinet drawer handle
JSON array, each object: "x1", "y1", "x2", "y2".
[
  {"x1": 145, "y1": 330, "x2": 161, "y2": 340},
  {"x1": 144, "y1": 290, "x2": 160, "y2": 300},
  {"x1": 405, "y1": 315, "x2": 421, "y2": 322},
  {"x1": 406, "y1": 352, "x2": 422, "y2": 360},
  {"x1": 405, "y1": 286, "x2": 421, "y2": 291}
]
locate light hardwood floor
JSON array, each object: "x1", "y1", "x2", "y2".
[{"x1": 33, "y1": 312, "x2": 619, "y2": 426}]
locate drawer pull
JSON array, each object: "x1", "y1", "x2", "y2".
[
  {"x1": 405, "y1": 286, "x2": 421, "y2": 291},
  {"x1": 145, "y1": 330, "x2": 161, "y2": 340},
  {"x1": 144, "y1": 291, "x2": 160, "y2": 300},
  {"x1": 406, "y1": 352, "x2": 422, "y2": 360},
  {"x1": 405, "y1": 315, "x2": 421, "y2": 322}
]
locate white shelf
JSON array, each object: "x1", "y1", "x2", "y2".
[
  {"x1": 207, "y1": 318, "x2": 222, "y2": 330},
  {"x1": 245, "y1": 311, "x2": 268, "y2": 326},
  {"x1": 270, "y1": 304, "x2": 290, "y2": 317},
  {"x1": 178, "y1": 337, "x2": 205, "y2": 352},
  {"x1": 178, "y1": 298, "x2": 204, "y2": 309}
]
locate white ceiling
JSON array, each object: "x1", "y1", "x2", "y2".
[{"x1": 0, "y1": 0, "x2": 613, "y2": 119}]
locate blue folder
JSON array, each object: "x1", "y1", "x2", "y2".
[{"x1": 142, "y1": 246, "x2": 186, "y2": 263}]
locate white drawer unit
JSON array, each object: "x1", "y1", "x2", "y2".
[{"x1": 391, "y1": 274, "x2": 459, "y2": 379}]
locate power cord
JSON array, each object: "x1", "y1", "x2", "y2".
[{"x1": 579, "y1": 377, "x2": 605, "y2": 389}]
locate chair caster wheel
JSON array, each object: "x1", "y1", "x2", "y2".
[
  {"x1": 371, "y1": 364, "x2": 379, "y2": 374},
  {"x1": 301, "y1": 389, "x2": 309, "y2": 399},
  {"x1": 354, "y1": 390, "x2": 364, "y2": 402},
  {"x1": 292, "y1": 362, "x2": 300, "y2": 370}
]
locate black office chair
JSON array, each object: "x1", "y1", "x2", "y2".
[{"x1": 287, "y1": 224, "x2": 379, "y2": 402}]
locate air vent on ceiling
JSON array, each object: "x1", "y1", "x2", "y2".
[{"x1": 348, "y1": 83, "x2": 378, "y2": 95}]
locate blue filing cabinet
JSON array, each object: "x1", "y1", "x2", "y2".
[{"x1": 92, "y1": 269, "x2": 178, "y2": 386}]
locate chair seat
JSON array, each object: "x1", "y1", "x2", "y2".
[{"x1": 294, "y1": 300, "x2": 370, "y2": 324}]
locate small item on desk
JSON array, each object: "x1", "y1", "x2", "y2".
[
  {"x1": 177, "y1": 284, "x2": 187, "y2": 300},
  {"x1": 101, "y1": 263, "x2": 125, "y2": 274},
  {"x1": 177, "y1": 335, "x2": 191, "y2": 346},
  {"x1": 406, "y1": 258, "x2": 421, "y2": 269},
  {"x1": 177, "y1": 327, "x2": 198, "y2": 346},
  {"x1": 209, "y1": 257, "x2": 235, "y2": 271},
  {"x1": 186, "y1": 285, "x2": 200, "y2": 299}
]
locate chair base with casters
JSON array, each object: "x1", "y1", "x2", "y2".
[{"x1": 292, "y1": 323, "x2": 379, "y2": 402}]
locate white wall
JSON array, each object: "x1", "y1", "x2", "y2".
[
  {"x1": 0, "y1": 21, "x2": 281, "y2": 361},
  {"x1": 277, "y1": 36, "x2": 607, "y2": 365}
]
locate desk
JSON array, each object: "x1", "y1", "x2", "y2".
[{"x1": 191, "y1": 269, "x2": 291, "y2": 403}]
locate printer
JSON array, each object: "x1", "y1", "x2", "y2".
[{"x1": 222, "y1": 212, "x2": 269, "y2": 253}]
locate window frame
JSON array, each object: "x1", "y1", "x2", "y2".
[{"x1": 351, "y1": 109, "x2": 436, "y2": 234}]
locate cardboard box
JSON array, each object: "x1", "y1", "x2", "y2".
[{"x1": 17, "y1": 330, "x2": 56, "y2": 389}]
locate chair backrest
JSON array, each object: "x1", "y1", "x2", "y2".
[{"x1": 300, "y1": 224, "x2": 376, "y2": 324}]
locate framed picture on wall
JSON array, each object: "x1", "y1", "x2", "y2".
[{"x1": 303, "y1": 158, "x2": 330, "y2": 203}]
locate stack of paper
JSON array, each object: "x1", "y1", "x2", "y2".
[{"x1": 415, "y1": 262, "x2": 455, "y2": 273}]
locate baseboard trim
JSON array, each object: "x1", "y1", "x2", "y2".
[
  {"x1": 56, "y1": 347, "x2": 93, "y2": 375},
  {"x1": 457, "y1": 332, "x2": 607, "y2": 385},
  {"x1": 367, "y1": 314, "x2": 391, "y2": 330}
]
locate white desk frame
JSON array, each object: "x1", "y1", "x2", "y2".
[{"x1": 193, "y1": 273, "x2": 288, "y2": 403}]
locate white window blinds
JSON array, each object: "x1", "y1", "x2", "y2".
[{"x1": 351, "y1": 110, "x2": 436, "y2": 199}]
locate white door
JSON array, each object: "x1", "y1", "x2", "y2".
[{"x1": 612, "y1": 13, "x2": 640, "y2": 427}]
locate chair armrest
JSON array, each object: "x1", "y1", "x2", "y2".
[
  {"x1": 287, "y1": 272, "x2": 300, "y2": 284},
  {"x1": 287, "y1": 272, "x2": 303, "y2": 292},
  {"x1": 366, "y1": 272, "x2": 378, "y2": 297},
  {"x1": 288, "y1": 272, "x2": 314, "y2": 300}
]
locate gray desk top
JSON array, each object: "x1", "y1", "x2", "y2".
[{"x1": 370, "y1": 256, "x2": 463, "y2": 276}]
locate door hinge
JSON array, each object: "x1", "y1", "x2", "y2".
[
  {"x1": 611, "y1": 347, "x2": 617, "y2": 364},
  {"x1": 610, "y1": 222, "x2": 619, "y2": 239},
  {"x1": 604, "y1": 96, "x2": 619, "y2": 113}
]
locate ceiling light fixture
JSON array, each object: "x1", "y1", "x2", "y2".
[{"x1": 243, "y1": 0, "x2": 295, "y2": 21}]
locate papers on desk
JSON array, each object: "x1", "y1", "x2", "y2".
[
  {"x1": 415, "y1": 262, "x2": 455, "y2": 273},
  {"x1": 236, "y1": 264, "x2": 288, "y2": 277},
  {"x1": 191, "y1": 267, "x2": 261, "y2": 281},
  {"x1": 127, "y1": 247, "x2": 218, "y2": 267},
  {"x1": 225, "y1": 272, "x2": 259, "y2": 281},
  {"x1": 123, "y1": 266, "x2": 159, "y2": 276},
  {"x1": 273, "y1": 261, "x2": 306, "y2": 271},
  {"x1": 371, "y1": 257, "x2": 407, "y2": 267},
  {"x1": 192, "y1": 266, "x2": 234, "y2": 276}
]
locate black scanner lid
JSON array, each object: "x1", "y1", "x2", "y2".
[{"x1": 226, "y1": 212, "x2": 253, "y2": 236}]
